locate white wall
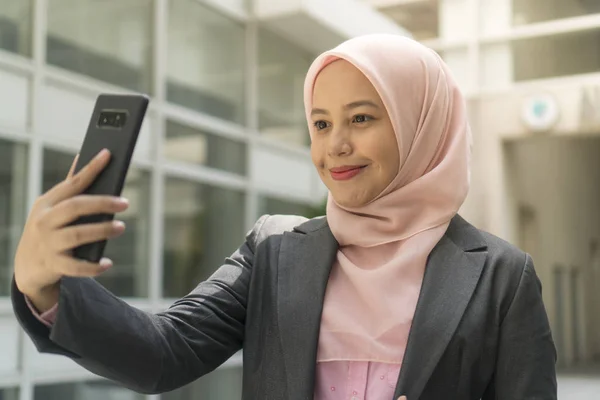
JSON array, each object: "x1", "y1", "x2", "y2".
[
  {"x1": 441, "y1": 48, "x2": 471, "y2": 90},
  {"x1": 0, "y1": 316, "x2": 20, "y2": 375},
  {"x1": 439, "y1": 0, "x2": 472, "y2": 40},
  {"x1": 457, "y1": 99, "x2": 487, "y2": 228},
  {"x1": 0, "y1": 68, "x2": 30, "y2": 131},
  {"x1": 479, "y1": 0, "x2": 512, "y2": 36},
  {"x1": 479, "y1": 43, "x2": 514, "y2": 89}
]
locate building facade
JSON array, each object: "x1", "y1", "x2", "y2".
[{"x1": 0, "y1": 0, "x2": 407, "y2": 399}]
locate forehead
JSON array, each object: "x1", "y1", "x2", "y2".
[{"x1": 312, "y1": 59, "x2": 382, "y2": 105}]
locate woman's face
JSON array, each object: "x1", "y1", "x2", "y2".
[{"x1": 310, "y1": 60, "x2": 400, "y2": 208}]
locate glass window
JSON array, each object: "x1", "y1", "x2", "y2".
[
  {"x1": 165, "y1": 121, "x2": 247, "y2": 176},
  {"x1": 513, "y1": 0, "x2": 600, "y2": 25},
  {"x1": 167, "y1": 0, "x2": 245, "y2": 125},
  {"x1": 258, "y1": 27, "x2": 313, "y2": 146},
  {"x1": 42, "y1": 149, "x2": 151, "y2": 297},
  {"x1": 258, "y1": 195, "x2": 320, "y2": 218},
  {"x1": 0, "y1": 387, "x2": 19, "y2": 400},
  {"x1": 163, "y1": 178, "x2": 245, "y2": 298},
  {"x1": 0, "y1": 0, "x2": 32, "y2": 56},
  {"x1": 0, "y1": 139, "x2": 27, "y2": 296},
  {"x1": 34, "y1": 380, "x2": 145, "y2": 400},
  {"x1": 162, "y1": 365, "x2": 242, "y2": 400},
  {"x1": 46, "y1": 0, "x2": 153, "y2": 92},
  {"x1": 512, "y1": 29, "x2": 600, "y2": 81}
]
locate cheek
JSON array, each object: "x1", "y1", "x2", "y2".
[
  {"x1": 368, "y1": 135, "x2": 399, "y2": 179},
  {"x1": 310, "y1": 142, "x2": 325, "y2": 170},
  {"x1": 382, "y1": 143, "x2": 400, "y2": 176}
]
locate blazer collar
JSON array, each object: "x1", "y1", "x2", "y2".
[
  {"x1": 277, "y1": 216, "x2": 338, "y2": 400},
  {"x1": 277, "y1": 214, "x2": 488, "y2": 400}
]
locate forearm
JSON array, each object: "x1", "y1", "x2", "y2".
[
  {"x1": 52, "y1": 276, "x2": 246, "y2": 394},
  {"x1": 13, "y1": 273, "x2": 246, "y2": 394},
  {"x1": 15, "y1": 276, "x2": 165, "y2": 393}
]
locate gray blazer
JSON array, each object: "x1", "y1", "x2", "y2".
[{"x1": 12, "y1": 214, "x2": 557, "y2": 399}]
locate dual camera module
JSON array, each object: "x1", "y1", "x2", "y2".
[{"x1": 97, "y1": 110, "x2": 128, "y2": 129}]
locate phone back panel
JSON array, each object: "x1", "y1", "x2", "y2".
[{"x1": 71, "y1": 94, "x2": 149, "y2": 262}]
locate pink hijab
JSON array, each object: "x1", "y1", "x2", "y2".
[{"x1": 303, "y1": 34, "x2": 471, "y2": 363}]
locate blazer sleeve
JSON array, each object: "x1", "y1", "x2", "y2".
[
  {"x1": 483, "y1": 254, "x2": 558, "y2": 400},
  {"x1": 11, "y1": 215, "x2": 270, "y2": 395}
]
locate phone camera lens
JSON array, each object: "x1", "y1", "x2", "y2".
[{"x1": 98, "y1": 111, "x2": 127, "y2": 129}]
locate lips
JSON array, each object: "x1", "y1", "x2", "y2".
[
  {"x1": 329, "y1": 165, "x2": 363, "y2": 173},
  {"x1": 329, "y1": 165, "x2": 366, "y2": 181}
]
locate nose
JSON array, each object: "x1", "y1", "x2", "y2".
[{"x1": 327, "y1": 127, "x2": 352, "y2": 157}]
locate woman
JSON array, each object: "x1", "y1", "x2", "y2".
[{"x1": 12, "y1": 34, "x2": 557, "y2": 399}]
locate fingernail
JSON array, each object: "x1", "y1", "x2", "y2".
[
  {"x1": 112, "y1": 220, "x2": 126, "y2": 230},
  {"x1": 114, "y1": 197, "x2": 129, "y2": 206},
  {"x1": 96, "y1": 148, "x2": 110, "y2": 159},
  {"x1": 99, "y1": 258, "x2": 113, "y2": 268}
]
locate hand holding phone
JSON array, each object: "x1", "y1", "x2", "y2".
[{"x1": 14, "y1": 94, "x2": 148, "y2": 308}]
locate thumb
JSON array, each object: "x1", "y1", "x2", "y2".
[{"x1": 398, "y1": 397, "x2": 408, "y2": 400}]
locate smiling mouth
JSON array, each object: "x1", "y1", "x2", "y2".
[{"x1": 329, "y1": 165, "x2": 367, "y2": 181}]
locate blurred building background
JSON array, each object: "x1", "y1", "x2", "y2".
[{"x1": 0, "y1": 0, "x2": 598, "y2": 399}]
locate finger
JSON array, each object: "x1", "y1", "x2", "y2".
[
  {"x1": 52, "y1": 220, "x2": 126, "y2": 252},
  {"x1": 66, "y1": 153, "x2": 80, "y2": 180},
  {"x1": 54, "y1": 254, "x2": 113, "y2": 277},
  {"x1": 398, "y1": 397, "x2": 407, "y2": 400},
  {"x1": 44, "y1": 149, "x2": 111, "y2": 205},
  {"x1": 45, "y1": 195, "x2": 129, "y2": 229}
]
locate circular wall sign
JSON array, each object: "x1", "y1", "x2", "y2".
[{"x1": 521, "y1": 94, "x2": 559, "y2": 132}]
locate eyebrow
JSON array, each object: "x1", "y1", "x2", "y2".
[{"x1": 310, "y1": 100, "x2": 380, "y2": 116}]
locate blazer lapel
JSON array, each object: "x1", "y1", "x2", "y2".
[
  {"x1": 394, "y1": 216, "x2": 488, "y2": 400},
  {"x1": 277, "y1": 218, "x2": 338, "y2": 400}
]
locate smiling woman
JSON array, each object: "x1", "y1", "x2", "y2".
[
  {"x1": 309, "y1": 59, "x2": 399, "y2": 208},
  {"x1": 12, "y1": 34, "x2": 556, "y2": 400}
]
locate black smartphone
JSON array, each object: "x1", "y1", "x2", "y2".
[{"x1": 70, "y1": 93, "x2": 149, "y2": 263}]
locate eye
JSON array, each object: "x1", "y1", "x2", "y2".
[
  {"x1": 313, "y1": 120, "x2": 329, "y2": 131},
  {"x1": 352, "y1": 114, "x2": 373, "y2": 124}
]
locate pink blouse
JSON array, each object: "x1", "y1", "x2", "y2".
[{"x1": 26, "y1": 300, "x2": 401, "y2": 400}]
